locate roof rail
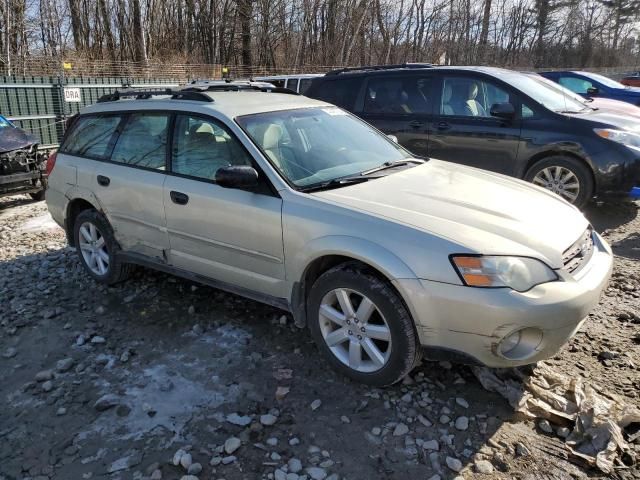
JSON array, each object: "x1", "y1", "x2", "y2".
[
  {"x1": 325, "y1": 63, "x2": 434, "y2": 76},
  {"x1": 97, "y1": 88, "x2": 213, "y2": 103},
  {"x1": 183, "y1": 84, "x2": 301, "y2": 95}
]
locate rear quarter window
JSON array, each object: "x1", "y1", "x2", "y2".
[
  {"x1": 61, "y1": 115, "x2": 121, "y2": 159},
  {"x1": 310, "y1": 78, "x2": 363, "y2": 111}
]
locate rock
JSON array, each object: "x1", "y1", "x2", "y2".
[
  {"x1": 417, "y1": 414, "x2": 432, "y2": 427},
  {"x1": 266, "y1": 437, "x2": 278, "y2": 446},
  {"x1": 439, "y1": 415, "x2": 450, "y2": 424},
  {"x1": 56, "y1": 407, "x2": 67, "y2": 416},
  {"x1": 221, "y1": 455, "x2": 236, "y2": 465},
  {"x1": 310, "y1": 399, "x2": 322, "y2": 410},
  {"x1": 598, "y1": 350, "x2": 618, "y2": 361},
  {"x1": 475, "y1": 459, "x2": 494, "y2": 474},
  {"x1": 224, "y1": 437, "x2": 241, "y2": 454},
  {"x1": 95, "y1": 305, "x2": 105, "y2": 314},
  {"x1": 179, "y1": 452, "x2": 192, "y2": 470},
  {"x1": 41, "y1": 380, "x2": 53, "y2": 392},
  {"x1": 76, "y1": 335, "x2": 86, "y2": 346},
  {"x1": 340, "y1": 415, "x2": 350, "y2": 424},
  {"x1": 94, "y1": 393, "x2": 120, "y2": 411},
  {"x1": 427, "y1": 476, "x2": 441, "y2": 480},
  {"x1": 286, "y1": 473, "x2": 299, "y2": 480},
  {"x1": 56, "y1": 358, "x2": 74, "y2": 372},
  {"x1": 2, "y1": 347, "x2": 17, "y2": 358},
  {"x1": 35, "y1": 369, "x2": 53, "y2": 382},
  {"x1": 288, "y1": 458, "x2": 303, "y2": 473},
  {"x1": 279, "y1": 315, "x2": 288, "y2": 325},
  {"x1": 150, "y1": 469, "x2": 162, "y2": 480},
  {"x1": 371, "y1": 427, "x2": 382, "y2": 436},
  {"x1": 226, "y1": 413, "x2": 252, "y2": 426},
  {"x1": 275, "y1": 470, "x2": 287, "y2": 480},
  {"x1": 107, "y1": 451, "x2": 142, "y2": 473},
  {"x1": 557, "y1": 427, "x2": 570, "y2": 438},
  {"x1": 455, "y1": 416, "x2": 469, "y2": 431},
  {"x1": 401, "y1": 393, "x2": 412, "y2": 402},
  {"x1": 188, "y1": 305, "x2": 195, "y2": 315},
  {"x1": 306, "y1": 467, "x2": 327, "y2": 480},
  {"x1": 173, "y1": 449, "x2": 186, "y2": 466},
  {"x1": 271, "y1": 452, "x2": 282, "y2": 461},
  {"x1": 393, "y1": 423, "x2": 409, "y2": 436},
  {"x1": 446, "y1": 456, "x2": 463, "y2": 472},
  {"x1": 209, "y1": 456, "x2": 222, "y2": 466},
  {"x1": 422, "y1": 439, "x2": 439, "y2": 451},
  {"x1": 289, "y1": 437, "x2": 300, "y2": 446},
  {"x1": 260, "y1": 414, "x2": 278, "y2": 426},
  {"x1": 179, "y1": 476, "x2": 199, "y2": 480},
  {"x1": 538, "y1": 419, "x2": 553, "y2": 434},
  {"x1": 515, "y1": 441, "x2": 531, "y2": 457},
  {"x1": 187, "y1": 462, "x2": 202, "y2": 475},
  {"x1": 455, "y1": 397, "x2": 469, "y2": 408},
  {"x1": 91, "y1": 336, "x2": 106, "y2": 344}
]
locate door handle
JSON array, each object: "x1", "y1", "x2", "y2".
[
  {"x1": 409, "y1": 120, "x2": 424, "y2": 128},
  {"x1": 436, "y1": 121, "x2": 451, "y2": 131},
  {"x1": 97, "y1": 175, "x2": 110, "y2": 186},
  {"x1": 170, "y1": 191, "x2": 189, "y2": 205}
]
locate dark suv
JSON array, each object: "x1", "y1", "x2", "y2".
[{"x1": 306, "y1": 65, "x2": 640, "y2": 207}]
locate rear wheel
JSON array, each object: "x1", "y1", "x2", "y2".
[
  {"x1": 524, "y1": 156, "x2": 593, "y2": 208},
  {"x1": 308, "y1": 263, "x2": 421, "y2": 386},
  {"x1": 73, "y1": 209, "x2": 132, "y2": 284}
]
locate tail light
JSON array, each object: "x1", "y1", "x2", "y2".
[{"x1": 45, "y1": 151, "x2": 57, "y2": 176}]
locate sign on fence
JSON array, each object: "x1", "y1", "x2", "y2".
[{"x1": 63, "y1": 87, "x2": 81, "y2": 102}]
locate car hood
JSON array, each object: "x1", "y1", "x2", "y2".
[
  {"x1": 312, "y1": 160, "x2": 588, "y2": 268},
  {"x1": 590, "y1": 98, "x2": 640, "y2": 119},
  {"x1": 0, "y1": 125, "x2": 38, "y2": 153},
  {"x1": 574, "y1": 109, "x2": 640, "y2": 133}
]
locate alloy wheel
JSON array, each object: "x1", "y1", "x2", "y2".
[
  {"x1": 78, "y1": 221, "x2": 110, "y2": 276},
  {"x1": 318, "y1": 288, "x2": 392, "y2": 373},
  {"x1": 532, "y1": 166, "x2": 580, "y2": 203}
]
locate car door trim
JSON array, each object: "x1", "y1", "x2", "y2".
[
  {"x1": 117, "y1": 251, "x2": 289, "y2": 310},
  {"x1": 166, "y1": 227, "x2": 283, "y2": 264}
]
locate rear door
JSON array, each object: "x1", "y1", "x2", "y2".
[
  {"x1": 429, "y1": 74, "x2": 522, "y2": 175},
  {"x1": 63, "y1": 112, "x2": 170, "y2": 260},
  {"x1": 163, "y1": 113, "x2": 286, "y2": 299},
  {"x1": 358, "y1": 74, "x2": 434, "y2": 158}
]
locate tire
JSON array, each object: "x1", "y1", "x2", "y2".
[
  {"x1": 29, "y1": 190, "x2": 45, "y2": 201},
  {"x1": 524, "y1": 155, "x2": 593, "y2": 208},
  {"x1": 73, "y1": 209, "x2": 133, "y2": 284},
  {"x1": 307, "y1": 262, "x2": 421, "y2": 386}
]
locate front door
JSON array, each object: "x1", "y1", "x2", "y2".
[
  {"x1": 429, "y1": 75, "x2": 522, "y2": 176},
  {"x1": 358, "y1": 75, "x2": 434, "y2": 158},
  {"x1": 163, "y1": 113, "x2": 286, "y2": 299}
]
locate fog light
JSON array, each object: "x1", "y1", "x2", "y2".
[{"x1": 497, "y1": 327, "x2": 543, "y2": 360}]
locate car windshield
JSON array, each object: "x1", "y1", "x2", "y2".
[
  {"x1": 508, "y1": 74, "x2": 588, "y2": 113},
  {"x1": 580, "y1": 72, "x2": 626, "y2": 88},
  {"x1": 237, "y1": 107, "x2": 413, "y2": 188}
]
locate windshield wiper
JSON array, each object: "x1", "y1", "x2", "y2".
[
  {"x1": 360, "y1": 158, "x2": 425, "y2": 176},
  {"x1": 299, "y1": 176, "x2": 372, "y2": 193}
]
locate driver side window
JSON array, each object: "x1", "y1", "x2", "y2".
[{"x1": 171, "y1": 115, "x2": 251, "y2": 180}]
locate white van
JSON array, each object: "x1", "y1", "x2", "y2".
[{"x1": 252, "y1": 74, "x2": 324, "y2": 94}]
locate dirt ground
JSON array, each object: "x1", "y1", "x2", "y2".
[{"x1": 0, "y1": 195, "x2": 638, "y2": 480}]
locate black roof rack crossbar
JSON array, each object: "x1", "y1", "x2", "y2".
[
  {"x1": 183, "y1": 84, "x2": 300, "y2": 95},
  {"x1": 325, "y1": 63, "x2": 434, "y2": 76},
  {"x1": 97, "y1": 88, "x2": 213, "y2": 103}
]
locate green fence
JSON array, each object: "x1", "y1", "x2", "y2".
[{"x1": 0, "y1": 76, "x2": 180, "y2": 147}]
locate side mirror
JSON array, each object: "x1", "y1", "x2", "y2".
[
  {"x1": 586, "y1": 86, "x2": 599, "y2": 96},
  {"x1": 387, "y1": 134, "x2": 399, "y2": 143},
  {"x1": 215, "y1": 165, "x2": 259, "y2": 189},
  {"x1": 489, "y1": 102, "x2": 516, "y2": 120}
]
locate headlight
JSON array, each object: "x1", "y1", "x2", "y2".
[
  {"x1": 594, "y1": 128, "x2": 640, "y2": 150},
  {"x1": 451, "y1": 255, "x2": 558, "y2": 292}
]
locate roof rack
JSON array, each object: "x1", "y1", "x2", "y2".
[
  {"x1": 325, "y1": 63, "x2": 434, "y2": 76},
  {"x1": 182, "y1": 84, "x2": 300, "y2": 95},
  {"x1": 97, "y1": 88, "x2": 213, "y2": 103}
]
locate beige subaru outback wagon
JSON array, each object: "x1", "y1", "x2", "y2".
[{"x1": 45, "y1": 84, "x2": 613, "y2": 386}]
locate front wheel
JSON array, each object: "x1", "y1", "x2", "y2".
[
  {"x1": 307, "y1": 263, "x2": 421, "y2": 386},
  {"x1": 524, "y1": 156, "x2": 593, "y2": 208},
  {"x1": 73, "y1": 209, "x2": 132, "y2": 284}
]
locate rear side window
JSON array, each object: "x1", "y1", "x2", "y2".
[
  {"x1": 364, "y1": 77, "x2": 432, "y2": 114},
  {"x1": 110, "y1": 113, "x2": 169, "y2": 170},
  {"x1": 62, "y1": 115, "x2": 121, "y2": 159},
  {"x1": 312, "y1": 78, "x2": 362, "y2": 110},
  {"x1": 299, "y1": 78, "x2": 314, "y2": 94}
]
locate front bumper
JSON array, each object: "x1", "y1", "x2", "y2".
[{"x1": 395, "y1": 232, "x2": 613, "y2": 368}]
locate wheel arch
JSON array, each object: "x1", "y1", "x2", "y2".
[
  {"x1": 65, "y1": 196, "x2": 101, "y2": 247},
  {"x1": 522, "y1": 150, "x2": 598, "y2": 193},
  {"x1": 289, "y1": 237, "x2": 417, "y2": 328}
]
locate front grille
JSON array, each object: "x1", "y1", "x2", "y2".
[{"x1": 562, "y1": 228, "x2": 594, "y2": 274}]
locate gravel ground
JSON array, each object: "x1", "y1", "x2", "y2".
[{"x1": 0, "y1": 196, "x2": 638, "y2": 480}]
